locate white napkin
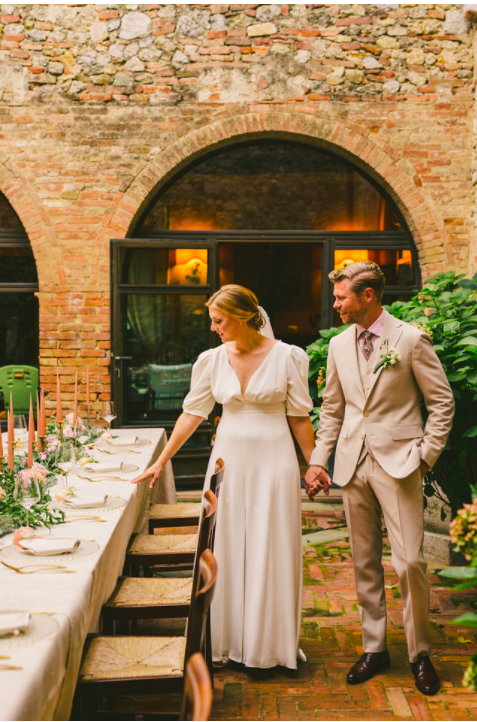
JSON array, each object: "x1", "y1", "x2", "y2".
[
  {"x1": 83, "y1": 461, "x2": 124, "y2": 473},
  {"x1": 62, "y1": 494, "x2": 108, "y2": 509},
  {"x1": 0, "y1": 612, "x2": 31, "y2": 636},
  {"x1": 19, "y1": 538, "x2": 81, "y2": 556},
  {"x1": 106, "y1": 435, "x2": 138, "y2": 447}
]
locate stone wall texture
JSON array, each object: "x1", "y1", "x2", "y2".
[{"x1": 0, "y1": 3, "x2": 475, "y2": 410}]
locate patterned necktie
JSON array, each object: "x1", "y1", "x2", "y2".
[{"x1": 360, "y1": 330, "x2": 375, "y2": 361}]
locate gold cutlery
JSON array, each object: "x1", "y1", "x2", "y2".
[
  {"x1": 98, "y1": 448, "x2": 141, "y2": 455},
  {"x1": 0, "y1": 655, "x2": 10, "y2": 659},
  {"x1": 0, "y1": 664, "x2": 22, "y2": 671},
  {"x1": 77, "y1": 475, "x2": 126, "y2": 482},
  {"x1": 0, "y1": 561, "x2": 77, "y2": 574},
  {"x1": 65, "y1": 516, "x2": 106, "y2": 522}
]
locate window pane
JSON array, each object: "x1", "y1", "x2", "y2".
[
  {"x1": 0, "y1": 293, "x2": 39, "y2": 367},
  {"x1": 220, "y1": 242, "x2": 322, "y2": 348},
  {"x1": 334, "y1": 249, "x2": 414, "y2": 286},
  {"x1": 0, "y1": 247, "x2": 38, "y2": 284},
  {"x1": 121, "y1": 248, "x2": 209, "y2": 286},
  {"x1": 137, "y1": 142, "x2": 401, "y2": 233},
  {"x1": 0, "y1": 192, "x2": 23, "y2": 230},
  {"x1": 120, "y1": 293, "x2": 209, "y2": 424}
]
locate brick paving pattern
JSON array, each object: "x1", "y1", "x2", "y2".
[
  {"x1": 209, "y1": 501, "x2": 477, "y2": 721},
  {"x1": 127, "y1": 499, "x2": 477, "y2": 720}
]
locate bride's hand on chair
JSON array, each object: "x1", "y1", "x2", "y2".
[{"x1": 130, "y1": 461, "x2": 164, "y2": 489}]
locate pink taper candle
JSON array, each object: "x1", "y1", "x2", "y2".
[
  {"x1": 0, "y1": 408, "x2": 3, "y2": 458},
  {"x1": 28, "y1": 395, "x2": 34, "y2": 468},
  {"x1": 56, "y1": 368, "x2": 63, "y2": 423},
  {"x1": 8, "y1": 394, "x2": 14, "y2": 472},
  {"x1": 40, "y1": 388, "x2": 46, "y2": 437},
  {"x1": 73, "y1": 369, "x2": 78, "y2": 424},
  {"x1": 86, "y1": 367, "x2": 90, "y2": 405}
]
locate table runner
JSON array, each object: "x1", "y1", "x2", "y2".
[{"x1": 0, "y1": 428, "x2": 175, "y2": 721}]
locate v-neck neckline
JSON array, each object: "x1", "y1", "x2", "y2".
[{"x1": 224, "y1": 341, "x2": 281, "y2": 398}]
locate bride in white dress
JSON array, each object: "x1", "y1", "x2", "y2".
[{"x1": 132, "y1": 285, "x2": 316, "y2": 669}]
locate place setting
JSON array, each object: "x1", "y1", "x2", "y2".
[{"x1": 0, "y1": 610, "x2": 59, "y2": 653}]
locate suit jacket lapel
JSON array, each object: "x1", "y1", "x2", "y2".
[
  {"x1": 366, "y1": 313, "x2": 404, "y2": 399},
  {"x1": 341, "y1": 327, "x2": 366, "y2": 403}
]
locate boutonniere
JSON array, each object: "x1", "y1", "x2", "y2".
[{"x1": 373, "y1": 340, "x2": 401, "y2": 374}]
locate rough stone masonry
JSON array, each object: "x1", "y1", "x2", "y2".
[{"x1": 0, "y1": 3, "x2": 475, "y2": 409}]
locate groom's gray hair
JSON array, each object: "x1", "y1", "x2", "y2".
[{"x1": 329, "y1": 261, "x2": 386, "y2": 302}]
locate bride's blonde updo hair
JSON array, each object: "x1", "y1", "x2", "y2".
[{"x1": 206, "y1": 284, "x2": 265, "y2": 332}]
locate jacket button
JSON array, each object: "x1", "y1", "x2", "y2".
[{"x1": 364, "y1": 411, "x2": 370, "y2": 417}]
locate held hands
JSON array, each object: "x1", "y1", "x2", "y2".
[
  {"x1": 130, "y1": 461, "x2": 164, "y2": 489},
  {"x1": 305, "y1": 465, "x2": 331, "y2": 501}
]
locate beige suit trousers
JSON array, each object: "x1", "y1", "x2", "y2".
[{"x1": 342, "y1": 451, "x2": 431, "y2": 663}]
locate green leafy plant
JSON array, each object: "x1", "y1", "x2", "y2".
[
  {"x1": 0, "y1": 464, "x2": 65, "y2": 530},
  {"x1": 307, "y1": 272, "x2": 477, "y2": 513},
  {"x1": 438, "y1": 484, "x2": 477, "y2": 689}
]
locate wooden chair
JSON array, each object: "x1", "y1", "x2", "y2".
[
  {"x1": 74, "y1": 549, "x2": 218, "y2": 719},
  {"x1": 148, "y1": 458, "x2": 225, "y2": 532},
  {"x1": 102, "y1": 490, "x2": 218, "y2": 633},
  {"x1": 180, "y1": 653, "x2": 212, "y2": 721}
]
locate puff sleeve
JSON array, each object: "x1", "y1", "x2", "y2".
[
  {"x1": 286, "y1": 345, "x2": 314, "y2": 417},
  {"x1": 182, "y1": 350, "x2": 216, "y2": 419}
]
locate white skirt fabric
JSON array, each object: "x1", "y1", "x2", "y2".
[{"x1": 206, "y1": 401, "x2": 303, "y2": 669}]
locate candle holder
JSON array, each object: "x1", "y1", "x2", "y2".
[
  {"x1": 37, "y1": 436, "x2": 46, "y2": 454},
  {"x1": 84, "y1": 403, "x2": 92, "y2": 429},
  {"x1": 0, "y1": 456, "x2": 4, "y2": 474},
  {"x1": 57, "y1": 421, "x2": 64, "y2": 443}
]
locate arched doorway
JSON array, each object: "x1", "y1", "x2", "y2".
[
  {"x1": 0, "y1": 190, "x2": 39, "y2": 369},
  {"x1": 112, "y1": 140, "x2": 419, "y2": 486}
]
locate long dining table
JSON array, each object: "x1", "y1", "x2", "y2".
[{"x1": 0, "y1": 428, "x2": 176, "y2": 721}]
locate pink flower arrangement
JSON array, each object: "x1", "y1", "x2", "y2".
[
  {"x1": 450, "y1": 499, "x2": 477, "y2": 560},
  {"x1": 13, "y1": 527, "x2": 39, "y2": 547},
  {"x1": 64, "y1": 425, "x2": 74, "y2": 440},
  {"x1": 18, "y1": 462, "x2": 49, "y2": 489}
]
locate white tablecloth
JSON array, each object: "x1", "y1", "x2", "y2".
[{"x1": 0, "y1": 428, "x2": 175, "y2": 721}]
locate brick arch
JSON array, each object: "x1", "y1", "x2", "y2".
[
  {"x1": 107, "y1": 110, "x2": 447, "y2": 277},
  {"x1": 0, "y1": 157, "x2": 62, "y2": 289}
]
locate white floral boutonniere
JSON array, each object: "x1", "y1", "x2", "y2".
[{"x1": 373, "y1": 340, "x2": 401, "y2": 374}]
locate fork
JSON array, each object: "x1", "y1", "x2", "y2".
[
  {"x1": 77, "y1": 475, "x2": 126, "y2": 482},
  {"x1": 98, "y1": 448, "x2": 141, "y2": 455},
  {"x1": 0, "y1": 664, "x2": 22, "y2": 671},
  {"x1": 0, "y1": 561, "x2": 77, "y2": 574}
]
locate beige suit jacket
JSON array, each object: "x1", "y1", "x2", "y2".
[{"x1": 309, "y1": 312, "x2": 455, "y2": 486}]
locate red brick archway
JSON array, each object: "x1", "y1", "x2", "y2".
[
  {"x1": 106, "y1": 109, "x2": 447, "y2": 278},
  {"x1": 0, "y1": 157, "x2": 62, "y2": 289}
]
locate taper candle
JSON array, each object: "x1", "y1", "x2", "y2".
[
  {"x1": 40, "y1": 388, "x2": 46, "y2": 437},
  {"x1": 28, "y1": 395, "x2": 34, "y2": 467},
  {"x1": 56, "y1": 368, "x2": 63, "y2": 423},
  {"x1": 73, "y1": 369, "x2": 78, "y2": 424},
  {"x1": 7, "y1": 395, "x2": 14, "y2": 472}
]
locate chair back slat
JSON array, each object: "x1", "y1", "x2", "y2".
[
  {"x1": 190, "y1": 490, "x2": 217, "y2": 602},
  {"x1": 180, "y1": 653, "x2": 212, "y2": 721},
  {"x1": 209, "y1": 457, "x2": 225, "y2": 498},
  {"x1": 185, "y1": 549, "x2": 218, "y2": 663}
]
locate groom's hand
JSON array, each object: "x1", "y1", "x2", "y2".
[
  {"x1": 419, "y1": 459, "x2": 430, "y2": 479},
  {"x1": 305, "y1": 465, "x2": 331, "y2": 500}
]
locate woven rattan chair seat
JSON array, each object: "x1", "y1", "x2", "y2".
[
  {"x1": 111, "y1": 577, "x2": 193, "y2": 607},
  {"x1": 79, "y1": 636, "x2": 186, "y2": 681},
  {"x1": 129, "y1": 533, "x2": 198, "y2": 555},
  {"x1": 149, "y1": 502, "x2": 201, "y2": 519}
]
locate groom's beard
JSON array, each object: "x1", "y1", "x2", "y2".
[{"x1": 341, "y1": 307, "x2": 367, "y2": 326}]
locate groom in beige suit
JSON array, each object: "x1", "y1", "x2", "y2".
[{"x1": 305, "y1": 261, "x2": 454, "y2": 696}]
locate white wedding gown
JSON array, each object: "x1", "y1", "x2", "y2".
[{"x1": 183, "y1": 341, "x2": 313, "y2": 669}]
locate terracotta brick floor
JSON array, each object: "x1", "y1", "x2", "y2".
[
  {"x1": 126, "y1": 500, "x2": 477, "y2": 721},
  {"x1": 207, "y1": 501, "x2": 477, "y2": 721}
]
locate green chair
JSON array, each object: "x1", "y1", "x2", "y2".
[{"x1": 0, "y1": 365, "x2": 39, "y2": 416}]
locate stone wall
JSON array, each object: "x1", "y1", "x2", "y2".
[{"x1": 0, "y1": 3, "x2": 475, "y2": 410}]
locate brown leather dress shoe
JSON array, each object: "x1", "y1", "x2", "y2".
[
  {"x1": 411, "y1": 656, "x2": 440, "y2": 696},
  {"x1": 346, "y1": 651, "x2": 391, "y2": 684}
]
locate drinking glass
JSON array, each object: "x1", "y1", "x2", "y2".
[
  {"x1": 55, "y1": 443, "x2": 76, "y2": 488},
  {"x1": 13, "y1": 415, "x2": 27, "y2": 451},
  {"x1": 14, "y1": 474, "x2": 41, "y2": 528},
  {"x1": 101, "y1": 402, "x2": 116, "y2": 431}
]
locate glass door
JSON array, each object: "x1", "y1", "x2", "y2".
[{"x1": 112, "y1": 240, "x2": 216, "y2": 428}]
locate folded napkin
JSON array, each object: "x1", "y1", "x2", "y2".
[
  {"x1": 83, "y1": 461, "x2": 124, "y2": 473},
  {"x1": 106, "y1": 435, "x2": 138, "y2": 447},
  {"x1": 0, "y1": 612, "x2": 31, "y2": 636},
  {"x1": 62, "y1": 494, "x2": 108, "y2": 509},
  {"x1": 19, "y1": 538, "x2": 81, "y2": 556}
]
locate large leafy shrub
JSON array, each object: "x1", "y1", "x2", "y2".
[{"x1": 307, "y1": 272, "x2": 477, "y2": 513}]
